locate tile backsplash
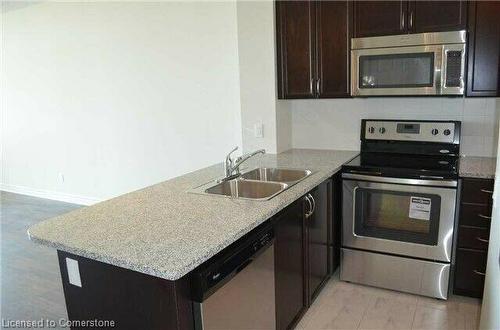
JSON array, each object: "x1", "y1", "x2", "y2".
[{"x1": 291, "y1": 97, "x2": 499, "y2": 157}]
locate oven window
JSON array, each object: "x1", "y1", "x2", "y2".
[
  {"x1": 359, "y1": 53, "x2": 434, "y2": 89},
  {"x1": 354, "y1": 188, "x2": 440, "y2": 245}
]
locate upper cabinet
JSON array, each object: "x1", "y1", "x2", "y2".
[
  {"x1": 353, "y1": 1, "x2": 407, "y2": 38},
  {"x1": 352, "y1": 0, "x2": 466, "y2": 38},
  {"x1": 466, "y1": 1, "x2": 500, "y2": 97},
  {"x1": 276, "y1": 1, "x2": 350, "y2": 99},
  {"x1": 409, "y1": 1, "x2": 466, "y2": 33}
]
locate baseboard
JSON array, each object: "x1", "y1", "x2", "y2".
[{"x1": 0, "y1": 183, "x2": 102, "y2": 206}]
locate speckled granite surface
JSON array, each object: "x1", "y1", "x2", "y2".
[
  {"x1": 28, "y1": 149, "x2": 358, "y2": 281},
  {"x1": 459, "y1": 156, "x2": 496, "y2": 179}
]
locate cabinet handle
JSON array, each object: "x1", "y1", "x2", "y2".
[
  {"x1": 310, "y1": 78, "x2": 314, "y2": 95},
  {"x1": 309, "y1": 193, "x2": 316, "y2": 217},
  {"x1": 316, "y1": 78, "x2": 321, "y2": 96},
  {"x1": 480, "y1": 189, "x2": 493, "y2": 194},
  {"x1": 476, "y1": 237, "x2": 489, "y2": 243},
  {"x1": 305, "y1": 195, "x2": 313, "y2": 218},
  {"x1": 473, "y1": 270, "x2": 486, "y2": 276},
  {"x1": 409, "y1": 11, "x2": 413, "y2": 30},
  {"x1": 478, "y1": 214, "x2": 492, "y2": 220},
  {"x1": 400, "y1": 10, "x2": 405, "y2": 31}
]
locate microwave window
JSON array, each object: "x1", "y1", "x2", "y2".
[{"x1": 359, "y1": 53, "x2": 434, "y2": 89}]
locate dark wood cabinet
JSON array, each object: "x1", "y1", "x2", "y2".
[
  {"x1": 409, "y1": 1, "x2": 466, "y2": 33},
  {"x1": 353, "y1": 1, "x2": 466, "y2": 38},
  {"x1": 454, "y1": 178, "x2": 493, "y2": 298},
  {"x1": 274, "y1": 199, "x2": 306, "y2": 330},
  {"x1": 466, "y1": 1, "x2": 500, "y2": 97},
  {"x1": 352, "y1": 1, "x2": 406, "y2": 38},
  {"x1": 276, "y1": 1, "x2": 350, "y2": 99},
  {"x1": 274, "y1": 179, "x2": 332, "y2": 329},
  {"x1": 276, "y1": 1, "x2": 315, "y2": 99},
  {"x1": 316, "y1": 1, "x2": 350, "y2": 97},
  {"x1": 305, "y1": 179, "x2": 332, "y2": 304}
]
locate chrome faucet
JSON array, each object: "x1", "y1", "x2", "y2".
[{"x1": 223, "y1": 147, "x2": 265, "y2": 180}]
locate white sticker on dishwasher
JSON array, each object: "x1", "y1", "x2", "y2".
[
  {"x1": 409, "y1": 196, "x2": 431, "y2": 221},
  {"x1": 66, "y1": 257, "x2": 82, "y2": 287}
]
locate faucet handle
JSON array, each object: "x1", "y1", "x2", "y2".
[{"x1": 226, "y1": 146, "x2": 239, "y2": 163}]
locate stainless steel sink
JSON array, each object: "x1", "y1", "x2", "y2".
[
  {"x1": 189, "y1": 167, "x2": 313, "y2": 201},
  {"x1": 240, "y1": 168, "x2": 312, "y2": 185},
  {"x1": 205, "y1": 179, "x2": 287, "y2": 200}
]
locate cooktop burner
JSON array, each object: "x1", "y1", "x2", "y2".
[{"x1": 343, "y1": 153, "x2": 459, "y2": 179}]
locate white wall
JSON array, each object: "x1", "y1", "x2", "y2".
[
  {"x1": 1, "y1": 2, "x2": 242, "y2": 203},
  {"x1": 291, "y1": 97, "x2": 500, "y2": 157},
  {"x1": 236, "y1": 1, "x2": 292, "y2": 154}
]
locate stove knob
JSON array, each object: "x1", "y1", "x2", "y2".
[
  {"x1": 379, "y1": 127, "x2": 386, "y2": 134},
  {"x1": 431, "y1": 129, "x2": 439, "y2": 135},
  {"x1": 368, "y1": 127, "x2": 375, "y2": 134},
  {"x1": 443, "y1": 129, "x2": 451, "y2": 136}
]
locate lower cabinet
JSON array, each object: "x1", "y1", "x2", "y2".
[
  {"x1": 454, "y1": 178, "x2": 493, "y2": 298},
  {"x1": 274, "y1": 179, "x2": 332, "y2": 329}
]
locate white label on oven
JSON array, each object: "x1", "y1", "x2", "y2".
[{"x1": 409, "y1": 197, "x2": 431, "y2": 221}]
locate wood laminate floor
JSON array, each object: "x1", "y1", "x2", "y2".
[{"x1": 1, "y1": 191, "x2": 81, "y2": 322}]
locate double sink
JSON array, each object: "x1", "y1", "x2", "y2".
[{"x1": 191, "y1": 168, "x2": 312, "y2": 200}]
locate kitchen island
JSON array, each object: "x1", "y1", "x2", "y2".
[{"x1": 27, "y1": 148, "x2": 357, "y2": 329}]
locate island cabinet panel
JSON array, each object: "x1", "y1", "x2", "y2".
[
  {"x1": 57, "y1": 251, "x2": 194, "y2": 330},
  {"x1": 352, "y1": 1, "x2": 407, "y2": 38},
  {"x1": 466, "y1": 1, "x2": 500, "y2": 97},
  {"x1": 274, "y1": 199, "x2": 306, "y2": 330},
  {"x1": 454, "y1": 178, "x2": 494, "y2": 298},
  {"x1": 276, "y1": 1, "x2": 350, "y2": 99},
  {"x1": 274, "y1": 179, "x2": 333, "y2": 329},
  {"x1": 408, "y1": 1, "x2": 466, "y2": 33}
]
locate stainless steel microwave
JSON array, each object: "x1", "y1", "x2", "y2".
[{"x1": 351, "y1": 31, "x2": 466, "y2": 96}]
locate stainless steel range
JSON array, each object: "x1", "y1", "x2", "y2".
[{"x1": 341, "y1": 119, "x2": 461, "y2": 299}]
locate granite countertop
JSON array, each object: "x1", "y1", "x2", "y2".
[
  {"x1": 459, "y1": 156, "x2": 496, "y2": 179},
  {"x1": 28, "y1": 149, "x2": 358, "y2": 281}
]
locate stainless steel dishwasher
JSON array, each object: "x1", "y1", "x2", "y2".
[{"x1": 191, "y1": 225, "x2": 276, "y2": 330}]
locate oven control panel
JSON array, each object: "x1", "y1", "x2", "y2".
[{"x1": 363, "y1": 120, "x2": 459, "y2": 144}]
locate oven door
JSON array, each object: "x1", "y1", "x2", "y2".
[
  {"x1": 342, "y1": 175, "x2": 457, "y2": 262},
  {"x1": 351, "y1": 45, "x2": 444, "y2": 96}
]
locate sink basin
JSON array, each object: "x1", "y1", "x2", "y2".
[
  {"x1": 240, "y1": 168, "x2": 312, "y2": 185},
  {"x1": 205, "y1": 179, "x2": 287, "y2": 200}
]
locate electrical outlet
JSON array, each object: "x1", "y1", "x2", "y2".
[{"x1": 254, "y1": 123, "x2": 264, "y2": 138}]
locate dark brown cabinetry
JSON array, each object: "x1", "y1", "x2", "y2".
[
  {"x1": 454, "y1": 178, "x2": 493, "y2": 298},
  {"x1": 274, "y1": 179, "x2": 332, "y2": 330},
  {"x1": 466, "y1": 1, "x2": 500, "y2": 97},
  {"x1": 274, "y1": 199, "x2": 307, "y2": 330},
  {"x1": 352, "y1": 1, "x2": 466, "y2": 38},
  {"x1": 276, "y1": 1, "x2": 350, "y2": 99}
]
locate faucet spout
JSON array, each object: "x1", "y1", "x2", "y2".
[{"x1": 222, "y1": 147, "x2": 266, "y2": 180}]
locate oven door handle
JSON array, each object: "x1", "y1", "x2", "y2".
[{"x1": 342, "y1": 173, "x2": 457, "y2": 188}]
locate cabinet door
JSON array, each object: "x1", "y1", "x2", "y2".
[
  {"x1": 306, "y1": 180, "x2": 332, "y2": 305},
  {"x1": 408, "y1": 1, "x2": 466, "y2": 33},
  {"x1": 276, "y1": 1, "x2": 316, "y2": 99},
  {"x1": 274, "y1": 200, "x2": 306, "y2": 330},
  {"x1": 466, "y1": 1, "x2": 500, "y2": 97},
  {"x1": 454, "y1": 248, "x2": 487, "y2": 298},
  {"x1": 316, "y1": 1, "x2": 350, "y2": 98},
  {"x1": 352, "y1": 1, "x2": 407, "y2": 38}
]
